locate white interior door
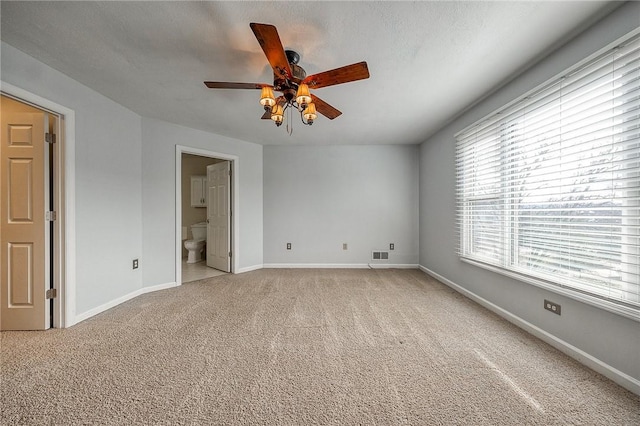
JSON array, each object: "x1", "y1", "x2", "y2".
[
  {"x1": 1, "y1": 96, "x2": 50, "y2": 330},
  {"x1": 206, "y1": 161, "x2": 230, "y2": 272}
]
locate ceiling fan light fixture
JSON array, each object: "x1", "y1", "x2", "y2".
[
  {"x1": 271, "y1": 104, "x2": 284, "y2": 126},
  {"x1": 295, "y1": 83, "x2": 312, "y2": 108},
  {"x1": 303, "y1": 102, "x2": 317, "y2": 123},
  {"x1": 259, "y1": 86, "x2": 276, "y2": 108},
  {"x1": 205, "y1": 23, "x2": 370, "y2": 134}
]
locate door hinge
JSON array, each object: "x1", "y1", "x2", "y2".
[
  {"x1": 229, "y1": 251, "x2": 232, "y2": 258},
  {"x1": 46, "y1": 211, "x2": 57, "y2": 221},
  {"x1": 45, "y1": 133, "x2": 56, "y2": 144},
  {"x1": 46, "y1": 288, "x2": 57, "y2": 299}
]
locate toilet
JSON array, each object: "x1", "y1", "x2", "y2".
[{"x1": 184, "y1": 222, "x2": 207, "y2": 263}]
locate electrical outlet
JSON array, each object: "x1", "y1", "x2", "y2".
[
  {"x1": 390, "y1": 243, "x2": 395, "y2": 250},
  {"x1": 343, "y1": 243, "x2": 348, "y2": 250},
  {"x1": 133, "y1": 259, "x2": 139, "y2": 269},
  {"x1": 544, "y1": 299, "x2": 561, "y2": 315},
  {"x1": 286, "y1": 243, "x2": 291, "y2": 250}
]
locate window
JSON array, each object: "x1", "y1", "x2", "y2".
[{"x1": 456, "y1": 32, "x2": 639, "y2": 317}]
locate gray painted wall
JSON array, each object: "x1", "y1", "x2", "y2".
[
  {"x1": 264, "y1": 145, "x2": 419, "y2": 266},
  {"x1": 1, "y1": 42, "x2": 143, "y2": 316},
  {"x1": 1, "y1": 42, "x2": 265, "y2": 315},
  {"x1": 141, "y1": 117, "x2": 263, "y2": 286},
  {"x1": 419, "y1": 3, "x2": 640, "y2": 383}
]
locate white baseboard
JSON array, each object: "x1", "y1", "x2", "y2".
[
  {"x1": 236, "y1": 264, "x2": 263, "y2": 274},
  {"x1": 418, "y1": 265, "x2": 640, "y2": 396},
  {"x1": 73, "y1": 281, "x2": 177, "y2": 325},
  {"x1": 263, "y1": 263, "x2": 419, "y2": 269},
  {"x1": 369, "y1": 264, "x2": 419, "y2": 269},
  {"x1": 264, "y1": 263, "x2": 366, "y2": 269},
  {"x1": 143, "y1": 282, "x2": 178, "y2": 293}
]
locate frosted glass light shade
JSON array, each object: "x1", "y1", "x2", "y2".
[
  {"x1": 271, "y1": 104, "x2": 284, "y2": 123},
  {"x1": 296, "y1": 84, "x2": 312, "y2": 106},
  {"x1": 303, "y1": 103, "x2": 317, "y2": 121},
  {"x1": 259, "y1": 86, "x2": 276, "y2": 107}
]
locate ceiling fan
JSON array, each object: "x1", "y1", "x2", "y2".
[{"x1": 204, "y1": 23, "x2": 370, "y2": 130}]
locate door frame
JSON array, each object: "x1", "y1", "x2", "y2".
[
  {"x1": 175, "y1": 145, "x2": 238, "y2": 284},
  {"x1": 1, "y1": 82, "x2": 76, "y2": 328}
]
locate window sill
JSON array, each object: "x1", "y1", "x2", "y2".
[{"x1": 460, "y1": 257, "x2": 640, "y2": 323}]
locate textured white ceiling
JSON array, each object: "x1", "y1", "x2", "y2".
[{"x1": 0, "y1": 1, "x2": 618, "y2": 146}]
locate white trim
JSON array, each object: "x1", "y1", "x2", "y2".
[
  {"x1": 73, "y1": 282, "x2": 177, "y2": 325},
  {"x1": 369, "y1": 264, "x2": 418, "y2": 269},
  {"x1": 263, "y1": 263, "x2": 419, "y2": 269},
  {"x1": 1, "y1": 82, "x2": 76, "y2": 328},
  {"x1": 175, "y1": 146, "x2": 239, "y2": 286},
  {"x1": 141, "y1": 281, "x2": 178, "y2": 293},
  {"x1": 236, "y1": 264, "x2": 264, "y2": 274},
  {"x1": 460, "y1": 258, "x2": 640, "y2": 322},
  {"x1": 419, "y1": 265, "x2": 640, "y2": 396}
]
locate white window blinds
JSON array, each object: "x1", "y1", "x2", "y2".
[{"x1": 456, "y1": 32, "x2": 639, "y2": 315}]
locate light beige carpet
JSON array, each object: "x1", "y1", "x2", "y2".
[{"x1": 1, "y1": 269, "x2": 639, "y2": 425}]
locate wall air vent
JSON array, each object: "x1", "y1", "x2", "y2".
[{"x1": 372, "y1": 251, "x2": 389, "y2": 260}]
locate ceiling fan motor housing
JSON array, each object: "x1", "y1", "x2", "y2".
[
  {"x1": 290, "y1": 63, "x2": 306, "y2": 80},
  {"x1": 272, "y1": 51, "x2": 306, "y2": 95},
  {"x1": 285, "y1": 50, "x2": 307, "y2": 80},
  {"x1": 285, "y1": 50, "x2": 300, "y2": 64}
]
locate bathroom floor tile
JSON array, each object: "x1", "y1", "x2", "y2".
[{"x1": 182, "y1": 259, "x2": 227, "y2": 283}]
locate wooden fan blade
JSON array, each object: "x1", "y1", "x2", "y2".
[
  {"x1": 303, "y1": 62, "x2": 369, "y2": 89},
  {"x1": 250, "y1": 23, "x2": 292, "y2": 80},
  {"x1": 204, "y1": 82, "x2": 268, "y2": 89},
  {"x1": 311, "y1": 94, "x2": 342, "y2": 120}
]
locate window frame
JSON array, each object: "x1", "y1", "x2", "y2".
[{"x1": 455, "y1": 30, "x2": 640, "y2": 322}]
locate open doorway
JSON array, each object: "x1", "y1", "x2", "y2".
[
  {"x1": 175, "y1": 146, "x2": 239, "y2": 285},
  {"x1": 180, "y1": 153, "x2": 227, "y2": 282}
]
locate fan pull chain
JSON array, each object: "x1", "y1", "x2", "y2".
[{"x1": 286, "y1": 104, "x2": 293, "y2": 136}]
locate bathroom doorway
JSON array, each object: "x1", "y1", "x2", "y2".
[{"x1": 175, "y1": 146, "x2": 238, "y2": 285}]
